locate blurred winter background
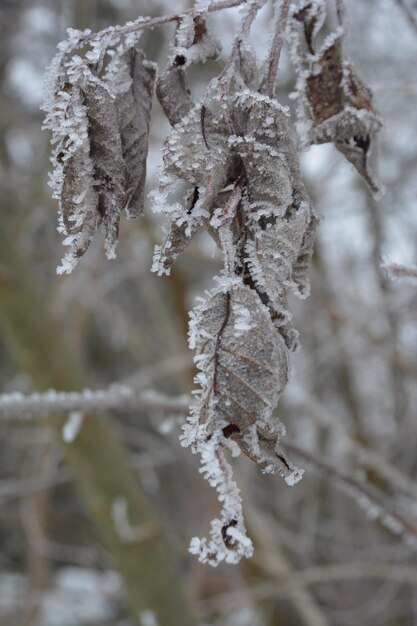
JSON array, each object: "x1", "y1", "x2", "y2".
[{"x1": 1, "y1": 0, "x2": 417, "y2": 624}]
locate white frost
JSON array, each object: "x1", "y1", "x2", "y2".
[{"x1": 62, "y1": 411, "x2": 83, "y2": 443}]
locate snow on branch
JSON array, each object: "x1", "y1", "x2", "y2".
[
  {"x1": 0, "y1": 388, "x2": 189, "y2": 421},
  {"x1": 283, "y1": 440, "x2": 417, "y2": 548}
]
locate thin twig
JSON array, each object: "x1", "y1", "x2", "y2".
[
  {"x1": 288, "y1": 384, "x2": 417, "y2": 501},
  {"x1": 0, "y1": 388, "x2": 190, "y2": 420},
  {"x1": 265, "y1": 0, "x2": 291, "y2": 97},
  {"x1": 282, "y1": 440, "x2": 417, "y2": 545},
  {"x1": 79, "y1": 0, "x2": 248, "y2": 43},
  {"x1": 198, "y1": 561, "x2": 417, "y2": 618},
  {"x1": 335, "y1": 0, "x2": 345, "y2": 26},
  {"x1": 0, "y1": 469, "x2": 72, "y2": 500},
  {"x1": 217, "y1": 0, "x2": 268, "y2": 89}
]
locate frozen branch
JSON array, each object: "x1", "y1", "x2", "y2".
[
  {"x1": 76, "y1": 0, "x2": 248, "y2": 44},
  {"x1": 288, "y1": 384, "x2": 417, "y2": 502},
  {"x1": 0, "y1": 388, "x2": 189, "y2": 421},
  {"x1": 282, "y1": 440, "x2": 417, "y2": 546},
  {"x1": 199, "y1": 561, "x2": 417, "y2": 618}
]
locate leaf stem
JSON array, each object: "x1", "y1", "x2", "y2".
[{"x1": 265, "y1": 0, "x2": 291, "y2": 97}]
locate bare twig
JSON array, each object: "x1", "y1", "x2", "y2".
[
  {"x1": 78, "y1": 0, "x2": 248, "y2": 44},
  {"x1": 217, "y1": 0, "x2": 268, "y2": 89},
  {"x1": 199, "y1": 561, "x2": 417, "y2": 618},
  {"x1": 282, "y1": 440, "x2": 417, "y2": 545},
  {"x1": 336, "y1": 0, "x2": 345, "y2": 26},
  {"x1": 0, "y1": 469, "x2": 72, "y2": 500},
  {"x1": 265, "y1": 0, "x2": 291, "y2": 96},
  {"x1": 288, "y1": 384, "x2": 417, "y2": 501},
  {"x1": 0, "y1": 388, "x2": 190, "y2": 421}
]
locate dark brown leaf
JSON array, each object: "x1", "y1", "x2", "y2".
[
  {"x1": 115, "y1": 48, "x2": 156, "y2": 218},
  {"x1": 82, "y1": 79, "x2": 128, "y2": 258}
]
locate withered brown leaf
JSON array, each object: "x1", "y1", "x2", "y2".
[
  {"x1": 115, "y1": 48, "x2": 156, "y2": 219},
  {"x1": 82, "y1": 79, "x2": 128, "y2": 258}
]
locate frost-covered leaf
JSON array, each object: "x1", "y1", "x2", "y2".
[
  {"x1": 152, "y1": 186, "x2": 201, "y2": 276},
  {"x1": 111, "y1": 48, "x2": 156, "y2": 218},
  {"x1": 246, "y1": 206, "x2": 312, "y2": 307},
  {"x1": 190, "y1": 283, "x2": 290, "y2": 443},
  {"x1": 231, "y1": 91, "x2": 308, "y2": 202},
  {"x1": 59, "y1": 149, "x2": 101, "y2": 270},
  {"x1": 289, "y1": 0, "x2": 383, "y2": 196},
  {"x1": 164, "y1": 104, "x2": 230, "y2": 189},
  {"x1": 181, "y1": 281, "x2": 301, "y2": 565},
  {"x1": 151, "y1": 103, "x2": 232, "y2": 273},
  {"x1": 82, "y1": 79, "x2": 128, "y2": 259},
  {"x1": 45, "y1": 82, "x2": 102, "y2": 274},
  {"x1": 292, "y1": 0, "x2": 326, "y2": 56},
  {"x1": 305, "y1": 33, "x2": 344, "y2": 126},
  {"x1": 229, "y1": 91, "x2": 316, "y2": 335},
  {"x1": 43, "y1": 41, "x2": 155, "y2": 272},
  {"x1": 157, "y1": 15, "x2": 221, "y2": 126},
  {"x1": 233, "y1": 136, "x2": 294, "y2": 219}
]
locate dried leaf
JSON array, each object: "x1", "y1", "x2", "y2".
[
  {"x1": 163, "y1": 104, "x2": 230, "y2": 189},
  {"x1": 152, "y1": 187, "x2": 201, "y2": 275},
  {"x1": 151, "y1": 103, "x2": 233, "y2": 273},
  {"x1": 293, "y1": 1, "x2": 326, "y2": 56},
  {"x1": 114, "y1": 48, "x2": 156, "y2": 218},
  {"x1": 289, "y1": 1, "x2": 383, "y2": 196},
  {"x1": 230, "y1": 92, "x2": 316, "y2": 315},
  {"x1": 305, "y1": 36, "x2": 344, "y2": 125},
  {"x1": 182, "y1": 281, "x2": 301, "y2": 564},
  {"x1": 82, "y1": 79, "x2": 128, "y2": 259},
  {"x1": 191, "y1": 284, "x2": 290, "y2": 439},
  {"x1": 60, "y1": 151, "x2": 101, "y2": 259},
  {"x1": 157, "y1": 15, "x2": 221, "y2": 126},
  {"x1": 51, "y1": 83, "x2": 103, "y2": 273},
  {"x1": 246, "y1": 207, "x2": 312, "y2": 308},
  {"x1": 291, "y1": 214, "x2": 319, "y2": 298}
]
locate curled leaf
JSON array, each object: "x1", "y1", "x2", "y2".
[
  {"x1": 289, "y1": 0, "x2": 383, "y2": 196},
  {"x1": 51, "y1": 83, "x2": 102, "y2": 274},
  {"x1": 152, "y1": 187, "x2": 201, "y2": 275},
  {"x1": 82, "y1": 78, "x2": 128, "y2": 259},
  {"x1": 151, "y1": 103, "x2": 232, "y2": 274},
  {"x1": 182, "y1": 281, "x2": 301, "y2": 564},
  {"x1": 245, "y1": 206, "x2": 312, "y2": 308},
  {"x1": 230, "y1": 91, "x2": 316, "y2": 327},
  {"x1": 157, "y1": 15, "x2": 221, "y2": 126},
  {"x1": 60, "y1": 151, "x2": 101, "y2": 263},
  {"x1": 113, "y1": 48, "x2": 156, "y2": 218}
]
